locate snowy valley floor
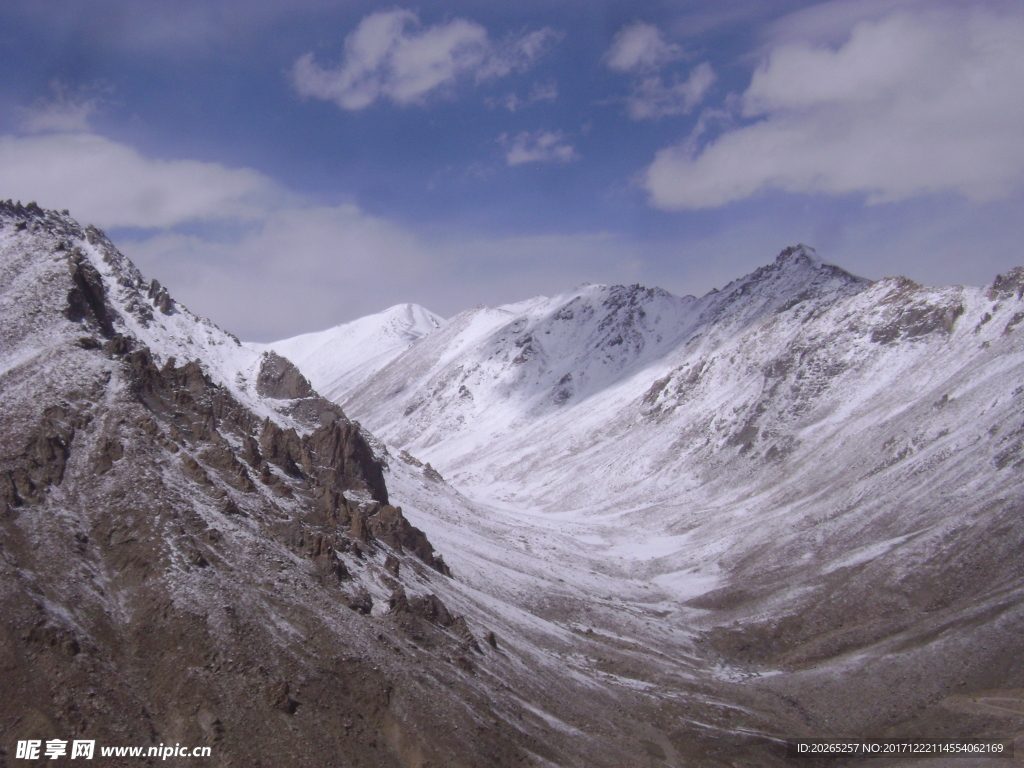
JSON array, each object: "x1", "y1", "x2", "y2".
[{"x1": 381, "y1": 444, "x2": 1024, "y2": 767}]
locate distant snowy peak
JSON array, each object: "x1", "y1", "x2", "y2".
[
  {"x1": 335, "y1": 282, "x2": 702, "y2": 453},
  {"x1": 483, "y1": 282, "x2": 698, "y2": 402},
  {"x1": 342, "y1": 246, "x2": 870, "y2": 424},
  {"x1": 694, "y1": 244, "x2": 870, "y2": 337},
  {"x1": 253, "y1": 303, "x2": 444, "y2": 402},
  {"x1": 386, "y1": 303, "x2": 446, "y2": 340},
  {"x1": 777, "y1": 242, "x2": 824, "y2": 268}
]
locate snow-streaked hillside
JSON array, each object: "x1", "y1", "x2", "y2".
[
  {"x1": 341, "y1": 245, "x2": 873, "y2": 505},
  {"x1": 4, "y1": 202, "x2": 698, "y2": 768},
  {"x1": 250, "y1": 303, "x2": 443, "y2": 402},
  {"x1": 336, "y1": 246, "x2": 1023, "y2": 520},
  {"x1": 8, "y1": 201, "x2": 1022, "y2": 762},
  {"x1": 277, "y1": 243, "x2": 1024, "y2": 746}
]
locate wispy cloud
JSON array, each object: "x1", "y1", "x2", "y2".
[
  {"x1": 123, "y1": 203, "x2": 431, "y2": 340},
  {"x1": 604, "y1": 21, "x2": 714, "y2": 120},
  {"x1": 18, "y1": 82, "x2": 105, "y2": 134},
  {"x1": 499, "y1": 130, "x2": 578, "y2": 166},
  {"x1": 625, "y1": 64, "x2": 715, "y2": 120},
  {"x1": 646, "y1": 3, "x2": 1024, "y2": 209},
  {"x1": 292, "y1": 10, "x2": 559, "y2": 110},
  {"x1": 489, "y1": 81, "x2": 558, "y2": 112},
  {"x1": 123, "y1": 219, "x2": 652, "y2": 342}
]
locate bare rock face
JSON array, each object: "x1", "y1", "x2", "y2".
[
  {"x1": 2, "y1": 405, "x2": 81, "y2": 508},
  {"x1": 0, "y1": 203, "x2": 563, "y2": 768},
  {"x1": 988, "y1": 265, "x2": 1024, "y2": 301},
  {"x1": 256, "y1": 350, "x2": 315, "y2": 399},
  {"x1": 362, "y1": 503, "x2": 449, "y2": 575},
  {"x1": 147, "y1": 278, "x2": 174, "y2": 314},
  {"x1": 304, "y1": 419, "x2": 390, "y2": 506},
  {"x1": 65, "y1": 252, "x2": 115, "y2": 338}
]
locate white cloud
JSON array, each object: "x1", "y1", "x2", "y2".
[
  {"x1": 604, "y1": 22, "x2": 713, "y2": 120},
  {"x1": 762, "y1": 0, "x2": 931, "y2": 47},
  {"x1": 605, "y1": 22, "x2": 683, "y2": 73},
  {"x1": 529, "y1": 81, "x2": 559, "y2": 104},
  {"x1": 18, "y1": 83, "x2": 102, "y2": 134},
  {"x1": 626, "y1": 64, "x2": 716, "y2": 120},
  {"x1": 233, "y1": 204, "x2": 425, "y2": 281},
  {"x1": 0, "y1": 132, "x2": 273, "y2": 228},
  {"x1": 645, "y1": 3, "x2": 1024, "y2": 209},
  {"x1": 122, "y1": 203, "x2": 431, "y2": 340},
  {"x1": 500, "y1": 130, "x2": 578, "y2": 166},
  {"x1": 292, "y1": 10, "x2": 558, "y2": 110},
  {"x1": 477, "y1": 28, "x2": 562, "y2": 81},
  {"x1": 123, "y1": 209, "x2": 650, "y2": 342},
  {"x1": 0, "y1": 119, "x2": 436, "y2": 338}
]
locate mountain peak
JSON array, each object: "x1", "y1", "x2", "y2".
[
  {"x1": 775, "y1": 243, "x2": 823, "y2": 268},
  {"x1": 255, "y1": 303, "x2": 444, "y2": 402},
  {"x1": 699, "y1": 244, "x2": 870, "y2": 336},
  {"x1": 718, "y1": 244, "x2": 863, "y2": 296}
]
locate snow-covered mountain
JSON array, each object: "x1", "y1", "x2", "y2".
[
  {"x1": 1, "y1": 202, "x2": 677, "y2": 768},
  {"x1": 6, "y1": 201, "x2": 1023, "y2": 766},
  {"x1": 339, "y1": 245, "x2": 871, "y2": 504},
  {"x1": 250, "y1": 303, "x2": 443, "y2": 402},
  {"x1": 275, "y1": 242, "x2": 1024, "y2": 751},
  {"x1": 336, "y1": 246, "x2": 1021, "y2": 519}
]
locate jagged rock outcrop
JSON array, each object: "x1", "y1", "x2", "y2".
[
  {"x1": 362, "y1": 503, "x2": 449, "y2": 575},
  {"x1": 256, "y1": 350, "x2": 315, "y2": 400},
  {"x1": 65, "y1": 251, "x2": 116, "y2": 338},
  {"x1": 1, "y1": 202, "x2": 577, "y2": 768}
]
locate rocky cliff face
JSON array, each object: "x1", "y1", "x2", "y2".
[{"x1": 2, "y1": 202, "x2": 626, "y2": 768}]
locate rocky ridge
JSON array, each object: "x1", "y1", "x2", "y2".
[{"x1": 1, "y1": 202, "x2": 653, "y2": 768}]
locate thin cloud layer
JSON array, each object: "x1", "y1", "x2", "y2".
[
  {"x1": 626, "y1": 64, "x2": 716, "y2": 120},
  {"x1": 605, "y1": 22, "x2": 714, "y2": 120},
  {"x1": 123, "y1": 203, "x2": 431, "y2": 340},
  {"x1": 646, "y1": 4, "x2": 1024, "y2": 209},
  {"x1": 500, "y1": 130, "x2": 578, "y2": 166},
  {"x1": 489, "y1": 81, "x2": 558, "y2": 112},
  {"x1": 292, "y1": 9, "x2": 558, "y2": 110},
  {"x1": 0, "y1": 132, "x2": 273, "y2": 229},
  {"x1": 123, "y1": 214, "x2": 654, "y2": 342},
  {"x1": 18, "y1": 84, "x2": 103, "y2": 134}
]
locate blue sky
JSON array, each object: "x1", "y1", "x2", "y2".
[{"x1": 2, "y1": 0, "x2": 1023, "y2": 340}]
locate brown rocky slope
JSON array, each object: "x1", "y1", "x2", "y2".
[{"x1": 0, "y1": 202, "x2": 654, "y2": 767}]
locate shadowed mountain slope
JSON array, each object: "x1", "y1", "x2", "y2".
[{"x1": 0, "y1": 202, "x2": 678, "y2": 768}]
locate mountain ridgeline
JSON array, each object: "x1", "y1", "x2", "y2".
[
  {"x1": 272, "y1": 240, "x2": 1024, "y2": 760},
  {"x1": 0, "y1": 202, "x2": 572, "y2": 768},
  {"x1": 3, "y1": 201, "x2": 1024, "y2": 766}
]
